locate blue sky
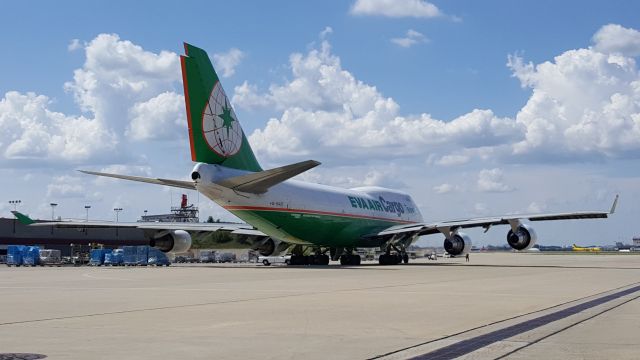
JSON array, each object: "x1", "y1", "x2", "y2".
[{"x1": 1, "y1": 0, "x2": 640, "y2": 247}]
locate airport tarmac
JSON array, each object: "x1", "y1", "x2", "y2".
[{"x1": 0, "y1": 253, "x2": 639, "y2": 360}]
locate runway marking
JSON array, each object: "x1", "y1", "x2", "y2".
[
  {"x1": 81, "y1": 272, "x2": 134, "y2": 281},
  {"x1": 495, "y1": 294, "x2": 640, "y2": 359},
  {"x1": 370, "y1": 282, "x2": 640, "y2": 360}
]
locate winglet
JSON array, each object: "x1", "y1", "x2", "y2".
[
  {"x1": 11, "y1": 211, "x2": 35, "y2": 225},
  {"x1": 609, "y1": 194, "x2": 619, "y2": 215}
]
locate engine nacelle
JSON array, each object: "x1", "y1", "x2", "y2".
[
  {"x1": 507, "y1": 223, "x2": 537, "y2": 251},
  {"x1": 150, "y1": 230, "x2": 192, "y2": 253},
  {"x1": 444, "y1": 232, "x2": 472, "y2": 256},
  {"x1": 255, "y1": 238, "x2": 289, "y2": 256}
]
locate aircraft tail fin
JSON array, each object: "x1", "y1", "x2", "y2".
[
  {"x1": 181, "y1": 43, "x2": 262, "y2": 172},
  {"x1": 11, "y1": 211, "x2": 35, "y2": 225}
]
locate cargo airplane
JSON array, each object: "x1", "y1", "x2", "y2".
[
  {"x1": 572, "y1": 244, "x2": 602, "y2": 252},
  {"x1": 21, "y1": 43, "x2": 619, "y2": 266}
]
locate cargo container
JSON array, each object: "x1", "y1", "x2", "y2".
[
  {"x1": 39, "y1": 249, "x2": 62, "y2": 266},
  {"x1": 123, "y1": 246, "x2": 149, "y2": 266},
  {"x1": 22, "y1": 246, "x2": 41, "y2": 266},
  {"x1": 199, "y1": 250, "x2": 216, "y2": 263},
  {"x1": 7, "y1": 245, "x2": 26, "y2": 266},
  {"x1": 147, "y1": 248, "x2": 170, "y2": 266},
  {"x1": 136, "y1": 246, "x2": 149, "y2": 265},
  {"x1": 89, "y1": 249, "x2": 112, "y2": 266},
  {"x1": 123, "y1": 246, "x2": 138, "y2": 265},
  {"x1": 104, "y1": 249, "x2": 124, "y2": 266},
  {"x1": 215, "y1": 252, "x2": 237, "y2": 263}
]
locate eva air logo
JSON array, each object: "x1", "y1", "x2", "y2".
[{"x1": 202, "y1": 82, "x2": 243, "y2": 157}]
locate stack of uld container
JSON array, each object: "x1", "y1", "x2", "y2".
[
  {"x1": 147, "y1": 247, "x2": 171, "y2": 266},
  {"x1": 89, "y1": 249, "x2": 113, "y2": 266},
  {"x1": 123, "y1": 246, "x2": 138, "y2": 265},
  {"x1": 104, "y1": 249, "x2": 124, "y2": 266},
  {"x1": 6, "y1": 245, "x2": 26, "y2": 266},
  {"x1": 22, "y1": 246, "x2": 41, "y2": 266},
  {"x1": 123, "y1": 246, "x2": 149, "y2": 266},
  {"x1": 136, "y1": 245, "x2": 149, "y2": 265}
]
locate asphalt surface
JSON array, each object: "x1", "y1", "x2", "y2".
[{"x1": 0, "y1": 253, "x2": 639, "y2": 360}]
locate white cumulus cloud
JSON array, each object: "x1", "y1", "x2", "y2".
[
  {"x1": 213, "y1": 48, "x2": 245, "y2": 78},
  {"x1": 593, "y1": 24, "x2": 640, "y2": 57},
  {"x1": 433, "y1": 183, "x2": 456, "y2": 194},
  {"x1": 391, "y1": 29, "x2": 428, "y2": 48},
  {"x1": 477, "y1": 168, "x2": 513, "y2": 192},
  {"x1": 434, "y1": 154, "x2": 470, "y2": 166},
  {"x1": 0, "y1": 91, "x2": 117, "y2": 163},
  {"x1": 126, "y1": 91, "x2": 186, "y2": 141},
  {"x1": 320, "y1": 26, "x2": 333, "y2": 39},
  {"x1": 507, "y1": 34, "x2": 640, "y2": 160},
  {"x1": 1, "y1": 33, "x2": 186, "y2": 166},
  {"x1": 68, "y1": 39, "x2": 82, "y2": 52},
  {"x1": 233, "y1": 24, "x2": 640, "y2": 167},
  {"x1": 236, "y1": 41, "x2": 521, "y2": 163},
  {"x1": 350, "y1": 0, "x2": 441, "y2": 18}
]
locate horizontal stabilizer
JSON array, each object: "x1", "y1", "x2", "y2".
[
  {"x1": 79, "y1": 170, "x2": 196, "y2": 190},
  {"x1": 216, "y1": 160, "x2": 320, "y2": 194}
]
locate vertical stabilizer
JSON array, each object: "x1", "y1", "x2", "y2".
[{"x1": 181, "y1": 43, "x2": 262, "y2": 172}]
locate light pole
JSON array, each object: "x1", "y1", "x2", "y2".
[
  {"x1": 50, "y1": 203, "x2": 58, "y2": 235},
  {"x1": 9, "y1": 200, "x2": 21, "y2": 211},
  {"x1": 50, "y1": 203, "x2": 58, "y2": 220},
  {"x1": 114, "y1": 208, "x2": 123, "y2": 238},
  {"x1": 9, "y1": 200, "x2": 21, "y2": 234},
  {"x1": 114, "y1": 208, "x2": 123, "y2": 222},
  {"x1": 84, "y1": 205, "x2": 91, "y2": 235}
]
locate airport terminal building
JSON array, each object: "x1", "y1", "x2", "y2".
[{"x1": 0, "y1": 217, "x2": 147, "y2": 256}]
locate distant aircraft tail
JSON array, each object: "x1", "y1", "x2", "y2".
[
  {"x1": 180, "y1": 43, "x2": 262, "y2": 172},
  {"x1": 11, "y1": 211, "x2": 35, "y2": 225}
]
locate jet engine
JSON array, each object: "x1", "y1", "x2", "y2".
[
  {"x1": 507, "y1": 224, "x2": 537, "y2": 251},
  {"x1": 150, "y1": 230, "x2": 192, "y2": 253},
  {"x1": 444, "y1": 232, "x2": 472, "y2": 256},
  {"x1": 254, "y1": 238, "x2": 289, "y2": 256}
]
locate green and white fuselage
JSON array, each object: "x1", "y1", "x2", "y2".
[{"x1": 193, "y1": 163, "x2": 423, "y2": 248}]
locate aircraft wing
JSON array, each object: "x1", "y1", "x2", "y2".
[
  {"x1": 12, "y1": 211, "x2": 266, "y2": 236},
  {"x1": 371, "y1": 195, "x2": 618, "y2": 239}
]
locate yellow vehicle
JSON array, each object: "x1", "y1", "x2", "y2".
[{"x1": 572, "y1": 244, "x2": 601, "y2": 252}]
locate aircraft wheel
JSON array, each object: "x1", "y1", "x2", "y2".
[
  {"x1": 351, "y1": 255, "x2": 361, "y2": 265},
  {"x1": 403, "y1": 254, "x2": 409, "y2": 264},
  {"x1": 339, "y1": 255, "x2": 348, "y2": 266}
]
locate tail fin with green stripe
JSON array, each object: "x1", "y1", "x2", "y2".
[
  {"x1": 11, "y1": 211, "x2": 35, "y2": 225},
  {"x1": 180, "y1": 43, "x2": 262, "y2": 172}
]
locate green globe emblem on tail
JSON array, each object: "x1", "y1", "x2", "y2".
[
  {"x1": 181, "y1": 43, "x2": 262, "y2": 172},
  {"x1": 203, "y1": 83, "x2": 243, "y2": 156}
]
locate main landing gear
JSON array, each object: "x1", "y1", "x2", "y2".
[
  {"x1": 286, "y1": 246, "x2": 363, "y2": 266},
  {"x1": 339, "y1": 254, "x2": 361, "y2": 266},
  {"x1": 288, "y1": 246, "x2": 330, "y2": 265},
  {"x1": 289, "y1": 254, "x2": 330, "y2": 266},
  {"x1": 378, "y1": 243, "x2": 409, "y2": 265}
]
